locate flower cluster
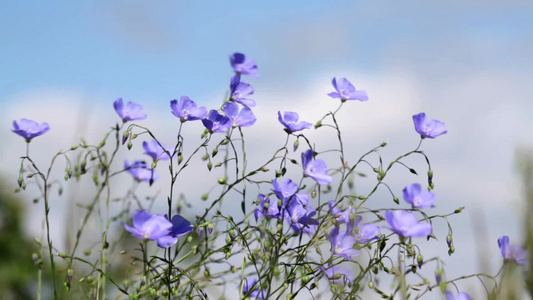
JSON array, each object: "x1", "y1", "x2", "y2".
[{"x1": 12, "y1": 52, "x2": 529, "y2": 300}]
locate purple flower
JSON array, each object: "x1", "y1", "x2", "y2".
[
  {"x1": 156, "y1": 214, "x2": 194, "y2": 248},
  {"x1": 202, "y1": 110, "x2": 231, "y2": 133},
  {"x1": 143, "y1": 139, "x2": 171, "y2": 161},
  {"x1": 498, "y1": 236, "x2": 529, "y2": 266},
  {"x1": 349, "y1": 216, "x2": 380, "y2": 244},
  {"x1": 230, "y1": 75, "x2": 256, "y2": 107},
  {"x1": 277, "y1": 111, "x2": 312, "y2": 133},
  {"x1": 170, "y1": 96, "x2": 207, "y2": 122},
  {"x1": 445, "y1": 291, "x2": 473, "y2": 300},
  {"x1": 412, "y1": 113, "x2": 447, "y2": 139},
  {"x1": 254, "y1": 194, "x2": 281, "y2": 221},
  {"x1": 385, "y1": 210, "x2": 432, "y2": 238},
  {"x1": 293, "y1": 193, "x2": 309, "y2": 206},
  {"x1": 301, "y1": 149, "x2": 333, "y2": 185},
  {"x1": 123, "y1": 210, "x2": 172, "y2": 241},
  {"x1": 114, "y1": 98, "x2": 147, "y2": 122},
  {"x1": 328, "y1": 77, "x2": 368, "y2": 101},
  {"x1": 222, "y1": 102, "x2": 256, "y2": 128},
  {"x1": 12, "y1": 118, "x2": 50, "y2": 142},
  {"x1": 402, "y1": 183, "x2": 436, "y2": 209},
  {"x1": 328, "y1": 226, "x2": 361, "y2": 260},
  {"x1": 328, "y1": 201, "x2": 354, "y2": 224},
  {"x1": 124, "y1": 160, "x2": 158, "y2": 183},
  {"x1": 285, "y1": 199, "x2": 318, "y2": 234},
  {"x1": 321, "y1": 263, "x2": 353, "y2": 285},
  {"x1": 241, "y1": 278, "x2": 265, "y2": 299},
  {"x1": 230, "y1": 53, "x2": 259, "y2": 78},
  {"x1": 272, "y1": 178, "x2": 299, "y2": 204}
]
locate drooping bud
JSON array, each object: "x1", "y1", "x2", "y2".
[
  {"x1": 417, "y1": 254, "x2": 423, "y2": 268},
  {"x1": 293, "y1": 140, "x2": 299, "y2": 152}
]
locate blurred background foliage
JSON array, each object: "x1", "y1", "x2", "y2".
[{"x1": 0, "y1": 177, "x2": 39, "y2": 299}]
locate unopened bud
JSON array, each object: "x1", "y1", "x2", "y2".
[
  {"x1": 293, "y1": 140, "x2": 299, "y2": 152},
  {"x1": 127, "y1": 142, "x2": 133, "y2": 150},
  {"x1": 314, "y1": 120, "x2": 322, "y2": 128},
  {"x1": 446, "y1": 235, "x2": 453, "y2": 247},
  {"x1": 448, "y1": 246, "x2": 455, "y2": 255},
  {"x1": 207, "y1": 162, "x2": 213, "y2": 171},
  {"x1": 393, "y1": 196, "x2": 399, "y2": 204},
  {"x1": 217, "y1": 177, "x2": 226, "y2": 184},
  {"x1": 417, "y1": 254, "x2": 423, "y2": 268},
  {"x1": 70, "y1": 145, "x2": 79, "y2": 150},
  {"x1": 201, "y1": 193, "x2": 208, "y2": 201}
]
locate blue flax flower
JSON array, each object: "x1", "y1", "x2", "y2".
[
  {"x1": 412, "y1": 113, "x2": 447, "y2": 139},
  {"x1": 302, "y1": 149, "x2": 333, "y2": 185},
  {"x1": 254, "y1": 194, "x2": 281, "y2": 221},
  {"x1": 170, "y1": 96, "x2": 207, "y2": 122},
  {"x1": 156, "y1": 214, "x2": 194, "y2": 248},
  {"x1": 241, "y1": 278, "x2": 265, "y2": 299},
  {"x1": 12, "y1": 118, "x2": 50, "y2": 142},
  {"x1": 321, "y1": 263, "x2": 353, "y2": 285},
  {"x1": 230, "y1": 53, "x2": 259, "y2": 78},
  {"x1": 285, "y1": 199, "x2": 318, "y2": 234},
  {"x1": 349, "y1": 215, "x2": 380, "y2": 244},
  {"x1": 114, "y1": 98, "x2": 147, "y2": 122},
  {"x1": 229, "y1": 75, "x2": 256, "y2": 107},
  {"x1": 223, "y1": 102, "x2": 256, "y2": 128},
  {"x1": 385, "y1": 210, "x2": 432, "y2": 238},
  {"x1": 328, "y1": 201, "x2": 354, "y2": 224},
  {"x1": 403, "y1": 183, "x2": 436, "y2": 209},
  {"x1": 277, "y1": 111, "x2": 312, "y2": 133},
  {"x1": 328, "y1": 226, "x2": 361, "y2": 260},
  {"x1": 498, "y1": 235, "x2": 529, "y2": 266},
  {"x1": 272, "y1": 178, "x2": 299, "y2": 204},
  {"x1": 202, "y1": 110, "x2": 231, "y2": 133},
  {"x1": 445, "y1": 291, "x2": 473, "y2": 300},
  {"x1": 143, "y1": 139, "x2": 171, "y2": 161},
  {"x1": 124, "y1": 160, "x2": 158, "y2": 183},
  {"x1": 328, "y1": 77, "x2": 368, "y2": 101},
  {"x1": 123, "y1": 210, "x2": 172, "y2": 241}
]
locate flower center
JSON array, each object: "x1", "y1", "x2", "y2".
[{"x1": 340, "y1": 90, "x2": 350, "y2": 99}]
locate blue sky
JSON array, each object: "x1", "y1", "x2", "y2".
[{"x1": 1, "y1": 0, "x2": 533, "y2": 298}]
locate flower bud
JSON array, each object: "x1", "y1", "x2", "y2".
[
  {"x1": 417, "y1": 254, "x2": 423, "y2": 268},
  {"x1": 17, "y1": 177, "x2": 23, "y2": 187},
  {"x1": 380, "y1": 142, "x2": 387, "y2": 147},
  {"x1": 314, "y1": 120, "x2": 322, "y2": 128},
  {"x1": 393, "y1": 196, "x2": 399, "y2": 204},
  {"x1": 70, "y1": 144, "x2": 79, "y2": 150},
  {"x1": 448, "y1": 246, "x2": 455, "y2": 256},
  {"x1": 446, "y1": 235, "x2": 453, "y2": 247},
  {"x1": 177, "y1": 154, "x2": 183, "y2": 164},
  {"x1": 127, "y1": 141, "x2": 133, "y2": 150},
  {"x1": 293, "y1": 140, "x2": 299, "y2": 152},
  {"x1": 201, "y1": 193, "x2": 208, "y2": 201},
  {"x1": 217, "y1": 177, "x2": 226, "y2": 185},
  {"x1": 207, "y1": 162, "x2": 213, "y2": 171}
]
